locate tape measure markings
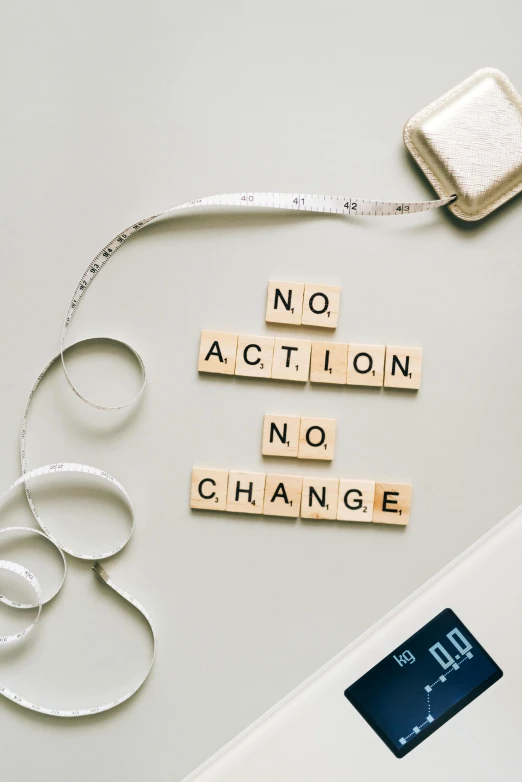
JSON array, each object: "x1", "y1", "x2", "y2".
[{"x1": 0, "y1": 467, "x2": 156, "y2": 716}]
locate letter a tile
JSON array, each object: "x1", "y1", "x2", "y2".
[
  {"x1": 263, "y1": 474, "x2": 302, "y2": 518},
  {"x1": 198, "y1": 331, "x2": 238, "y2": 375}
]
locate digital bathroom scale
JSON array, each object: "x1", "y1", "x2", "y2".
[{"x1": 183, "y1": 504, "x2": 522, "y2": 780}]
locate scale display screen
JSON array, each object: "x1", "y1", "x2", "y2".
[{"x1": 344, "y1": 608, "x2": 503, "y2": 758}]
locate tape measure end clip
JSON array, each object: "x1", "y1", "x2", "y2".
[{"x1": 93, "y1": 562, "x2": 109, "y2": 583}]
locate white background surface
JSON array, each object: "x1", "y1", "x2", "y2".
[{"x1": 0, "y1": 2, "x2": 521, "y2": 780}]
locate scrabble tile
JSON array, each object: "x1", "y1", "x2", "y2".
[
  {"x1": 310, "y1": 342, "x2": 348, "y2": 384},
  {"x1": 190, "y1": 468, "x2": 228, "y2": 512},
  {"x1": 198, "y1": 331, "x2": 238, "y2": 375},
  {"x1": 226, "y1": 471, "x2": 266, "y2": 515},
  {"x1": 271, "y1": 338, "x2": 311, "y2": 382},
  {"x1": 265, "y1": 280, "x2": 304, "y2": 325},
  {"x1": 300, "y1": 478, "x2": 339, "y2": 520},
  {"x1": 235, "y1": 335, "x2": 275, "y2": 379},
  {"x1": 346, "y1": 344, "x2": 385, "y2": 387},
  {"x1": 298, "y1": 417, "x2": 336, "y2": 461},
  {"x1": 337, "y1": 479, "x2": 375, "y2": 522},
  {"x1": 301, "y1": 284, "x2": 341, "y2": 328},
  {"x1": 262, "y1": 414, "x2": 300, "y2": 457},
  {"x1": 263, "y1": 474, "x2": 302, "y2": 518},
  {"x1": 384, "y1": 346, "x2": 423, "y2": 390},
  {"x1": 373, "y1": 482, "x2": 412, "y2": 525}
]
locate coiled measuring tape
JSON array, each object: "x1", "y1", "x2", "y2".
[
  {"x1": 1, "y1": 190, "x2": 454, "y2": 717},
  {"x1": 0, "y1": 465, "x2": 155, "y2": 716}
]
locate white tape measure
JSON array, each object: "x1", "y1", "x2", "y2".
[
  {"x1": 1, "y1": 189, "x2": 454, "y2": 718},
  {"x1": 0, "y1": 466, "x2": 155, "y2": 716}
]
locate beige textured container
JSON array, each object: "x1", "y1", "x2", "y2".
[{"x1": 404, "y1": 68, "x2": 522, "y2": 221}]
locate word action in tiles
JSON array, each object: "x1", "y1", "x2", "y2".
[
  {"x1": 262, "y1": 414, "x2": 336, "y2": 461},
  {"x1": 191, "y1": 468, "x2": 411, "y2": 525},
  {"x1": 198, "y1": 331, "x2": 422, "y2": 389},
  {"x1": 266, "y1": 281, "x2": 341, "y2": 328}
]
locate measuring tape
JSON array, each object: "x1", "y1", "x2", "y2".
[
  {"x1": 0, "y1": 465, "x2": 155, "y2": 716},
  {"x1": 1, "y1": 189, "x2": 454, "y2": 717}
]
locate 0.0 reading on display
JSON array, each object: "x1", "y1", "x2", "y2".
[{"x1": 344, "y1": 608, "x2": 503, "y2": 758}]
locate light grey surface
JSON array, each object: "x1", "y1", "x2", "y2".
[{"x1": 0, "y1": 2, "x2": 521, "y2": 780}]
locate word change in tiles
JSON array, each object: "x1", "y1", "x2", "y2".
[
  {"x1": 262, "y1": 414, "x2": 336, "y2": 461},
  {"x1": 198, "y1": 331, "x2": 422, "y2": 389},
  {"x1": 265, "y1": 280, "x2": 341, "y2": 328},
  {"x1": 190, "y1": 468, "x2": 412, "y2": 525}
]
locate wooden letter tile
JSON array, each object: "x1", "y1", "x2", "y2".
[
  {"x1": 235, "y1": 335, "x2": 275, "y2": 379},
  {"x1": 337, "y1": 479, "x2": 375, "y2": 522},
  {"x1": 271, "y1": 338, "x2": 311, "y2": 382},
  {"x1": 346, "y1": 344, "x2": 385, "y2": 387},
  {"x1": 263, "y1": 474, "x2": 302, "y2": 518},
  {"x1": 198, "y1": 331, "x2": 238, "y2": 375},
  {"x1": 384, "y1": 346, "x2": 422, "y2": 390},
  {"x1": 300, "y1": 478, "x2": 339, "y2": 520},
  {"x1": 190, "y1": 468, "x2": 228, "y2": 512},
  {"x1": 310, "y1": 342, "x2": 348, "y2": 384},
  {"x1": 226, "y1": 471, "x2": 266, "y2": 515},
  {"x1": 373, "y1": 482, "x2": 412, "y2": 525},
  {"x1": 301, "y1": 284, "x2": 341, "y2": 328},
  {"x1": 262, "y1": 414, "x2": 300, "y2": 457},
  {"x1": 265, "y1": 281, "x2": 304, "y2": 326},
  {"x1": 298, "y1": 417, "x2": 336, "y2": 461}
]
